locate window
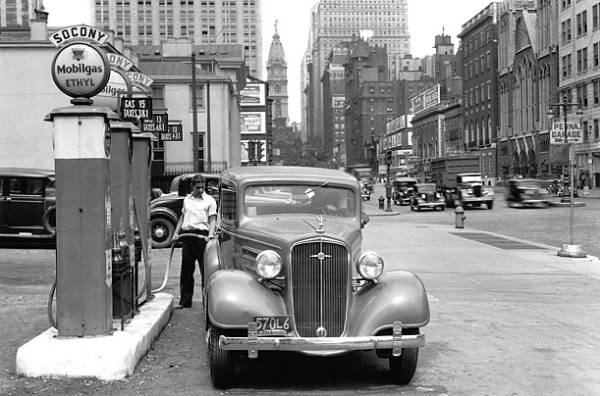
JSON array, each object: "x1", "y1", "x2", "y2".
[
  {"x1": 189, "y1": 85, "x2": 205, "y2": 109},
  {"x1": 562, "y1": 19, "x2": 572, "y2": 43},
  {"x1": 577, "y1": 84, "x2": 588, "y2": 107},
  {"x1": 576, "y1": 11, "x2": 588, "y2": 36},
  {"x1": 594, "y1": 43, "x2": 599, "y2": 68},
  {"x1": 577, "y1": 48, "x2": 588, "y2": 73},
  {"x1": 583, "y1": 120, "x2": 589, "y2": 142},
  {"x1": 594, "y1": 4, "x2": 600, "y2": 30},
  {"x1": 152, "y1": 86, "x2": 165, "y2": 109},
  {"x1": 593, "y1": 80, "x2": 600, "y2": 104},
  {"x1": 562, "y1": 54, "x2": 572, "y2": 77},
  {"x1": 220, "y1": 185, "x2": 237, "y2": 223},
  {"x1": 594, "y1": 119, "x2": 599, "y2": 140}
]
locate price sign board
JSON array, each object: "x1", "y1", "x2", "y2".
[
  {"x1": 141, "y1": 113, "x2": 168, "y2": 138},
  {"x1": 550, "y1": 121, "x2": 583, "y2": 144},
  {"x1": 121, "y1": 97, "x2": 152, "y2": 121},
  {"x1": 161, "y1": 124, "x2": 183, "y2": 141}
]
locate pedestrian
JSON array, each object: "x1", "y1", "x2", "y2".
[{"x1": 172, "y1": 174, "x2": 217, "y2": 309}]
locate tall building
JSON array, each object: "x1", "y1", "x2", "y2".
[
  {"x1": 303, "y1": 0, "x2": 410, "y2": 146},
  {"x1": 559, "y1": 0, "x2": 600, "y2": 188},
  {"x1": 266, "y1": 20, "x2": 288, "y2": 122},
  {"x1": 458, "y1": 1, "x2": 500, "y2": 183},
  {"x1": 0, "y1": 0, "x2": 37, "y2": 28},
  {"x1": 93, "y1": 0, "x2": 263, "y2": 78}
]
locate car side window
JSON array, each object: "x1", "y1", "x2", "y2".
[
  {"x1": 26, "y1": 178, "x2": 44, "y2": 196},
  {"x1": 9, "y1": 178, "x2": 22, "y2": 194},
  {"x1": 220, "y1": 185, "x2": 237, "y2": 224}
]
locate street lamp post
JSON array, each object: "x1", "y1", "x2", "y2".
[
  {"x1": 547, "y1": 96, "x2": 586, "y2": 258},
  {"x1": 191, "y1": 53, "x2": 199, "y2": 172}
]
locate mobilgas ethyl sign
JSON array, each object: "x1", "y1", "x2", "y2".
[{"x1": 51, "y1": 42, "x2": 110, "y2": 98}]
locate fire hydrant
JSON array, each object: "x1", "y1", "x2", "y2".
[
  {"x1": 378, "y1": 195, "x2": 385, "y2": 210},
  {"x1": 454, "y1": 205, "x2": 466, "y2": 229}
]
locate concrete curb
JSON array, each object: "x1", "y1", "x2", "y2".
[{"x1": 15, "y1": 293, "x2": 174, "y2": 381}]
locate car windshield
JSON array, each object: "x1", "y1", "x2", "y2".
[
  {"x1": 417, "y1": 184, "x2": 436, "y2": 193},
  {"x1": 244, "y1": 184, "x2": 356, "y2": 217},
  {"x1": 461, "y1": 175, "x2": 482, "y2": 183},
  {"x1": 517, "y1": 181, "x2": 543, "y2": 189}
]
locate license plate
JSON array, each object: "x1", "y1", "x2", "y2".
[{"x1": 254, "y1": 316, "x2": 291, "y2": 336}]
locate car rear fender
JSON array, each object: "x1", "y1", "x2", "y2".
[
  {"x1": 206, "y1": 270, "x2": 287, "y2": 329},
  {"x1": 347, "y1": 271, "x2": 430, "y2": 335},
  {"x1": 150, "y1": 207, "x2": 178, "y2": 223}
]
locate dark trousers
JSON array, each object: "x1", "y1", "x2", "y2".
[{"x1": 179, "y1": 231, "x2": 208, "y2": 307}]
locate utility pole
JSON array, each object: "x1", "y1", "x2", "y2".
[{"x1": 191, "y1": 52, "x2": 199, "y2": 172}]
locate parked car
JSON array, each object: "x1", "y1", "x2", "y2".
[
  {"x1": 0, "y1": 168, "x2": 56, "y2": 244},
  {"x1": 203, "y1": 166, "x2": 430, "y2": 388},
  {"x1": 506, "y1": 179, "x2": 551, "y2": 208},
  {"x1": 409, "y1": 183, "x2": 446, "y2": 211},
  {"x1": 392, "y1": 177, "x2": 417, "y2": 205},
  {"x1": 149, "y1": 173, "x2": 220, "y2": 248}
]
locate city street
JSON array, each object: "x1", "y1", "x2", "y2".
[
  {"x1": 366, "y1": 184, "x2": 600, "y2": 259},
  {"x1": 1, "y1": 199, "x2": 600, "y2": 395}
]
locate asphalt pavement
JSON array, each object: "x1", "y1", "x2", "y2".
[{"x1": 2, "y1": 190, "x2": 600, "y2": 394}]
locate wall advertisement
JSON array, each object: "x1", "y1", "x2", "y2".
[{"x1": 241, "y1": 112, "x2": 266, "y2": 135}]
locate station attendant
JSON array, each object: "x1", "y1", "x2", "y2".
[{"x1": 172, "y1": 174, "x2": 217, "y2": 309}]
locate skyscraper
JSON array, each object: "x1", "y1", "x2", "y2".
[
  {"x1": 266, "y1": 20, "x2": 288, "y2": 121},
  {"x1": 302, "y1": 0, "x2": 410, "y2": 145},
  {"x1": 93, "y1": 0, "x2": 263, "y2": 78}
]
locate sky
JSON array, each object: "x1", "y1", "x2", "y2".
[{"x1": 44, "y1": 0, "x2": 493, "y2": 123}]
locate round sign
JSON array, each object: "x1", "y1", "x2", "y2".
[
  {"x1": 91, "y1": 68, "x2": 132, "y2": 110},
  {"x1": 51, "y1": 42, "x2": 110, "y2": 98}
]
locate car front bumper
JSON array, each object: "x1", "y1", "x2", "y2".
[
  {"x1": 219, "y1": 321, "x2": 425, "y2": 358},
  {"x1": 461, "y1": 197, "x2": 493, "y2": 203},
  {"x1": 415, "y1": 202, "x2": 444, "y2": 208}
]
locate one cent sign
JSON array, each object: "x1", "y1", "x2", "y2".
[{"x1": 51, "y1": 42, "x2": 110, "y2": 98}]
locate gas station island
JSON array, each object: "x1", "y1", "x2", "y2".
[{"x1": 15, "y1": 26, "x2": 174, "y2": 380}]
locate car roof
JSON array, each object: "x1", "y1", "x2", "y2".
[
  {"x1": 0, "y1": 167, "x2": 54, "y2": 178},
  {"x1": 173, "y1": 172, "x2": 220, "y2": 180},
  {"x1": 416, "y1": 183, "x2": 436, "y2": 188},
  {"x1": 222, "y1": 166, "x2": 357, "y2": 186}
]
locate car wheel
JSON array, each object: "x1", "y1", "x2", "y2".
[
  {"x1": 150, "y1": 217, "x2": 175, "y2": 249},
  {"x1": 208, "y1": 326, "x2": 233, "y2": 389},
  {"x1": 440, "y1": 205, "x2": 445, "y2": 211},
  {"x1": 389, "y1": 347, "x2": 419, "y2": 385},
  {"x1": 486, "y1": 201, "x2": 494, "y2": 210}
]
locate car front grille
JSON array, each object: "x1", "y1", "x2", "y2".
[
  {"x1": 291, "y1": 239, "x2": 348, "y2": 337},
  {"x1": 473, "y1": 185, "x2": 482, "y2": 197}
]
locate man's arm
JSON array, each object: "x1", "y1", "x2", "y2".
[{"x1": 207, "y1": 215, "x2": 217, "y2": 238}]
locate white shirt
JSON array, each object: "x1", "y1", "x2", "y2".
[{"x1": 181, "y1": 192, "x2": 217, "y2": 232}]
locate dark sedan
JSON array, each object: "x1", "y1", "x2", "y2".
[
  {"x1": 149, "y1": 173, "x2": 219, "y2": 248},
  {"x1": 409, "y1": 183, "x2": 446, "y2": 211}
]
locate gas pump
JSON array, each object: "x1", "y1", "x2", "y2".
[
  {"x1": 45, "y1": 105, "x2": 118, "y2": 337},
  {"x1": 108, "y1": 121, "x2": 137, "y2": 319},
  {"x1": 131, "y1": 131, "x2": 156, "y2": 303}
]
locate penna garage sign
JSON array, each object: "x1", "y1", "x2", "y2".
[{"x1": 550, "y1": 121, "x2": 583, "y2": 144}]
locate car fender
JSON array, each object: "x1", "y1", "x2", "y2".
[
  {"x1": 203, "y1": 238, "x2": 220, "y2": 283},
  {"x1": 150, "y1": 206, "x2": 178, "y2": 223},
  {"x1": 346, "y1": 271, "x2": 430, "y2": 335},
  {"x1": 206, "y1": 270, "x2": 287, "y2": 329}
]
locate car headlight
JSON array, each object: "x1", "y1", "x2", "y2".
[
  {"x1": 256, "y1": 250, "x2": 282, "y2": 279},
  {"x1": 357, "y1": 251, "x2": 384, "y2": 280}
]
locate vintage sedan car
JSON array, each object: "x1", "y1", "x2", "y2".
[
  {"x1": 409, "y1": 183, "x2": 446, "y2": 211},
  {"x1": 149, "y1": 172, "x2": 219, "y2": 248},
  {"x1": 392, "y1": 177, "x2": 417, "y2": 205},
  {"x1": 506, "y1": 179, "x2": 551, "y2": 208},
  {"x1": 0, "y1": 168, "x2": 56, "y2": 245},
  {"x1": 203, "y1": 166, "x2": 430, "y2": 388}
]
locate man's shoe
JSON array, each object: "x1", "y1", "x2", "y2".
[{"x1": 174, "y1": 304, "x2": 191, "y2": 310}]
